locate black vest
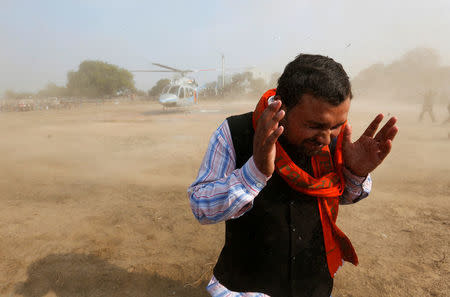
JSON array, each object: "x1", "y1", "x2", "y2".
[{"x1": 213, "y1": 112, "x2": 333, "y2": 297}]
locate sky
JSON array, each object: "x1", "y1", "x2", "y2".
[{"x1": 1, "y1": 0, "x2": 449, "y2": 94}]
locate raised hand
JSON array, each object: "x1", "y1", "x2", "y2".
[
  {"x1": 342, "y1": 114, "x2": 398, "y2": 177},
  {"x1": 253, "y1": 99, "x2": 285, "y2": 177}
]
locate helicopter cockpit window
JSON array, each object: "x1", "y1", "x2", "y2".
[
  {"x1": 178, "y1": 87, "x2": 185, "y2": 98},
  {"x1": 186, "y1": 88, "x2": 194, "y2": 97},
  {"x1": 162, "y1": 85, "x2": 170, "y2": 94},
  {"x1": 168, "y1": 86, "x2": 180, "y2": 95}
]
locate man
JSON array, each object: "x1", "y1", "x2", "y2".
[
  {"x1": 188, "y1": 54, "x2": 398, "y2": 297},
  {"x1": 443, "y1": 101, "x2": 450, "y2": 124},
  {"x1": 419, "y1": 89, "x2": 436, "y2": 122}
]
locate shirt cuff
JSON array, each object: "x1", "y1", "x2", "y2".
[
  {"x1": 343, "y1": 166, "x2": 367, "y2": 186},
  {"x1": 240, "y1": 156, "x2": 270, "y2": 195}
]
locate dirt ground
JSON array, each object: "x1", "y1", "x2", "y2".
[{"x1": 0, "y1": 97, "x2": 448, "y2": 297}]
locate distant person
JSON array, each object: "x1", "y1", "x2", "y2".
[
  {"x1": 419, "y1": 90, "x2": 436, "y2": 122},
  {"x1": 444, "y1": 102, "x2": 450, "y2": 139},
  {"x1": 443, "y1": 102, "x2": 450, "y2": 124},
  {"x1": 188, "y1": 54, "x2": 398, "y2": 297}
]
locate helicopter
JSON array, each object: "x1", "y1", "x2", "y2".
[{"x1": 132, "y1": 63, "x2": 215, "y2": 108}]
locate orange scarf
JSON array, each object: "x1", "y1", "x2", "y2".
[{"x1": 252, "y1": 89, "x2": 358, "y2": 277}]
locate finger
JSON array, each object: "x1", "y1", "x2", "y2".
[
  {"x1": 260, "y1": 109, "x2": 284, "y2": 141},
  {"x1": 362, "y1": 114, "x2": 384, "y2": 137},
  {"x1": 261, "y1": 100, "x2": 282, "y2": 121},
  {"x1": 258, "y1": 101, "x2": 284, "y2": 138},
  {"x1": 256, "y1": 100, "x2": 282, "y2": 127},
  {"x1": 343, "y1": 123, "x2": 352, "y2": 145},
  {"x1": 264, "y1": 125, "x2": 284, "y2": 148},
  {"x1": 374, "y1": 116, "x2": 398, "y2": 142},
  {"x1": 272, "y1": 109, "x2": 285, "y2": 124},
  {"x1": 377, "y1": 139, "x2": 392, "y2": 161},
  {"x1": 384, "y1": 125, "x2": 399, "y2": 141}
]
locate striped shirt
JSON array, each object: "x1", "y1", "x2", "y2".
[{"x1": 188, "y1": 120, "x2": 372, "y2": 297}]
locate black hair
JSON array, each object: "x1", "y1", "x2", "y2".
[{"x1": 276, "y1": 54, "x2": 352, "y2": 109}]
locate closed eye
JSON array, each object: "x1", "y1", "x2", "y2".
[
  {"x1": 331, "y1": 123, "x2": 343, "y2": 130},
  {"x1": 307, "y1": 122, "x2": 344, "y2": 130}
]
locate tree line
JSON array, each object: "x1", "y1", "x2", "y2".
[
  {"x1": 4, "y1": 60, "x2": 139, "y2": 100},
  {"x1": 3, "y1": 59, "x2": 283, "y2": 101}
]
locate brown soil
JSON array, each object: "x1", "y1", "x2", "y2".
[{"x1": 0, "y1": 98, "x2": 448, "y2": 297}]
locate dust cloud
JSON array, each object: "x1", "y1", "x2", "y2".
[
  {"x1": 352, "y1": 47, "x2": 450, "y2": 105},
  {"x1": 0, "y1": 83, "x2": 448, "y2": 296}
]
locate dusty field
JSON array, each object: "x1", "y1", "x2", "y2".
[{"x1": 0, "y1": 97, "x2": 448, "y2": 297}]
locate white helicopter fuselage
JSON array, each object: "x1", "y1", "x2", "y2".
[{"x1": 158, "y1": 79, "x2": 198, "y2": 108}]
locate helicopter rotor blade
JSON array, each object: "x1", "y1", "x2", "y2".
[
  {"x1": 193, "y1": 68, "x2": 218, "y2": 72},
  {"x1": 130, "y1": 70, "x2": 175, "y2": 73},
  {"x1": 152, "y1": 63, "x2": 185, "y2": 72}
]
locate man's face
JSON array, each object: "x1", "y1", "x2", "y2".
[{"x1": 279, "y1": 93, "x2": 351, "y2": 156}]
